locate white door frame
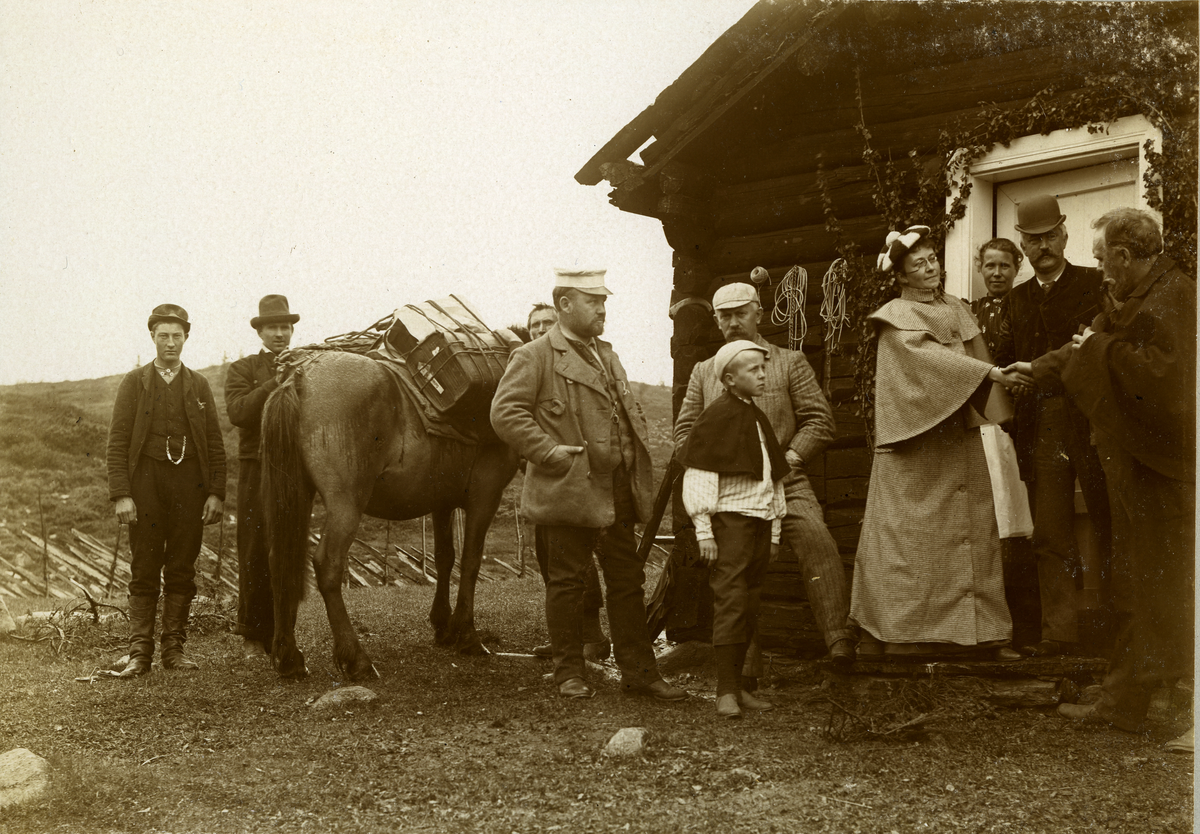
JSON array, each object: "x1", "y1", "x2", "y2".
[{"x1": 944, "y1": 114, "x2": 1162, "y2": 299}]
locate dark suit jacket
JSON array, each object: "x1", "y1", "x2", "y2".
[
  {"x1": 1033, "y1": 256, "x2": 1196, "y2": 482},
  {"x1": 106, "y1": 364, "x2": 227, "y2": 501},
  {"x1": 225, "y1": 351, "x2": 280, "y2": 461},
  {"x1": 993, "y1": 262, "x2": 1104, "y2": 479}
]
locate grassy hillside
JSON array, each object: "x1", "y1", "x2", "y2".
[{"x1": 0, "y1": 365, "x2": 674, "y2": 590}]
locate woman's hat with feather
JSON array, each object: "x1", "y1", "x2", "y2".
[{"x1": 876, "y1": 225, "x2": 932, "y2": 274}]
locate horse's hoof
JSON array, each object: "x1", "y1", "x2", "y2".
[
  {"x1": 273, "y1": 649, "x2": 308, "y2": 680},
  {"x1": 455, "y1": 636, "x2": 488, "y2": 656}
]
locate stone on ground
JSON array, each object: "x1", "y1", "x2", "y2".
[
  {"x1": 310, "y1": 686, "x2": 378, "y2": 709},
  {"x1": 0, "y1": 748, "x2": 50, "y2": 809},
  {"x1": 603, "y1": 727, "x2": 647, "y2": 757}
]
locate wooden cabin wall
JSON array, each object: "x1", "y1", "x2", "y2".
[{"x1": 657, "y1": 38, "x2": 1117, "y2": 654}]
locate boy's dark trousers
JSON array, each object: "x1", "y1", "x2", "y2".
[{"x1": 709, "y1": 512, "x2": 772, "y2": 694}]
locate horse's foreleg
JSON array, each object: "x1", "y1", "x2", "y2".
[
  {"x1": 428, "y1": 509, "x2": 456, "y2": 644},
  {"x1": 314, "y1": 501, "x2": 378, "y2": 681}
]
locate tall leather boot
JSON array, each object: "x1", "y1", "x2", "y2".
[
  {"x1": 160, "y1": 594, "x2": 199, "y2": 671},
  {"x1": 118, "y1": 595, "x2": 158, "y2": 678}
]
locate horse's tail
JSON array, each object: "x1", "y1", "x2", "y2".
[{"x1": 262, "y1": 373, "x2": 312, "y2": 612}]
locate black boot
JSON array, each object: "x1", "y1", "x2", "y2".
[
  {"x1": 118, "y1": 595, "x2": 157, "y2": 678},
  {"x1": 161, "y1": 594, "x2": 199, "y2": 671}
]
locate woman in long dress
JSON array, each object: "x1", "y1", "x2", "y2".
[{"x1": 850, "y1": 225, "x2": 1025, "y2": 662}]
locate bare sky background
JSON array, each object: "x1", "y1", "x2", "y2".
[{"x1": 1, "y1": 1, "x2": 751, "y2": 386}]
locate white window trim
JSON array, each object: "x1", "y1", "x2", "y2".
[{"x1": 944, "y1": 114, "x2": 1162, "y2": 299}]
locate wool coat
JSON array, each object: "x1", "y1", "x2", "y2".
[
  {"x1": 225, "y1": 350, "x2": 281, "y2": 460},
  {"x1": 850, "y1": 288, "x2": 1012, "y2": 647},
  {"x1": 1032, "y1": 254, "x2": 1195, "y2": 714},
  {"x1": 106, "y1": 363, "x2": 227, "y2": 502},
  {"x1": 992, "y1": 261, "x2": 1104, "y2": 479},
  {"x1": 490, "y1": 323, "x2": 653, "y2": 528}
]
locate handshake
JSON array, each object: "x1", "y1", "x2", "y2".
[{"x1": 990, "y1": 363, "x2": 1035, "y2": 396}]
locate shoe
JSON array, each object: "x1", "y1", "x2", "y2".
[
  {"x1": 993, "y1": 646, "x2": 1024, "y2": 662},
  {"x1": 738, "y1": 690, "x2": 775, "y2": 712},
  {"x1": 532, "y1": 643, "x2": 553, "y2": 658},
  {"x1": 1020, "y1": 640, "x2": 1078, "y2": 658},
  {"x1": 583, "y1": 640, "x2": 611, "y2": 662},
  {"x1": 557, "y1": 678, "x2": 596, "y2": 699},
  {"x1": 118, "y1": 595, "x2": 157, "y2": 678},
  {"x1": 830, "y1": 638, "x2": 856, "y2": 668},
  {"x1": 1164, "y1": 727, "x2": 1194, "y2": 754},
  {"x1": 624, "y1": 679, "x2": 688, "y2": 702},
  {"x1": 716, "y1": 693, "x2": 743, "y2": 720}
]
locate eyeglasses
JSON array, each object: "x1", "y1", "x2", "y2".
[{"x1": 905, "y1": 253, "x2": 939, "y2": 274}]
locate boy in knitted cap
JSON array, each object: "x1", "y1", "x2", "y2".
[{"x1": 680, "y1": 340, "x2": 788, "y2": 719}]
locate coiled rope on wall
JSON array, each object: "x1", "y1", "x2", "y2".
[{"x1": 771, "y1": 265, "x2": 808, "y2": 352}]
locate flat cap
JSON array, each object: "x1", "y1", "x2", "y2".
[
  {"x1": 713, "y1": 339, "x2": 767, "y2": 381},
  {"x1": 712, "y1": 282, "x2": 759, "y2": 310},
  {"x1": 554, "y1": 268, "x2": 612, "y2": 296}
]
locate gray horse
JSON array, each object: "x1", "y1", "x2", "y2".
[{"x1": 261, "y1": 350, "x2": 518, "y2": 680}]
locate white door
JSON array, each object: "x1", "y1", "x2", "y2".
[{"x1": 990, "y1": 158, "x2": 1139, "y2": 290}]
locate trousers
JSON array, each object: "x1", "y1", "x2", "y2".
[
  {"x1": 535, "y1": 467, "x2": 659, "y2": 686},
  {"x1": 781, "y1": 471, "x2": 851, "y2": 647},
  {"x1": 709, "y1": 513, "x2": 771, "y2": 647},
  {"x1": 235, "y1": 460, "x2": 274, "y2": 645},
  {"x1": 128, "y1": 455, "x2": 207, "y2": 599},
  {"x1": 1029, "y1": 396, "x2": 1111, "y2": 643}
]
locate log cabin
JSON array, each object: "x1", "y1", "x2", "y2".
[{"x1": 576, "y1": 0, "x2": 1197, "y2": 655}]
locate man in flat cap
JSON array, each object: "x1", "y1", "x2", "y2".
[
  {"x1": 225, "y1": 294, "x2": 299, "y2": 660},
  {"x1": 675, "y1": 280, "x2": 854, "y2": 672},
  {"x1": 993, "y1": 194, "x2": 1112, "y2": 658},
  {"x1": 491, "y1": 268, "x2": 684, "y2": 701},
  {"x1": 106, "y1": 304, "x2": 226, "y2": 676}
]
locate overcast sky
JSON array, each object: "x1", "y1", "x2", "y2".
[{"x1": 1, "y1": 0, "x2": 751, "y2": 386}]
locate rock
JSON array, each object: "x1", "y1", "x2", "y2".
[
  {"x1": 0, "y1": 598, "x2": 15, "y2": 635},
  {"x1": 309, "y1": 686, "x2": 378, "y2": 710},
  {"x1": 727, "y1": 767, "x2": 760, "y2": 788},
  {"x1": 0, "y1": 748, "x2": 50, "y2": 809},
  {"x1": 603, "y1": 727, "x2": 647, "y2": 757}
]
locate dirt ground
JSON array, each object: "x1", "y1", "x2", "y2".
[{"x1": 0, "y1": 579, "x2": 1193, "y2": 834}]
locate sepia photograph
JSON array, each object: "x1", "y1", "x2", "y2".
[{"x1": 0, "y1": 1, "x2": 1194, "y2": 831}]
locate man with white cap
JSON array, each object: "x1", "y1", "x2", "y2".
[
  {"x1": 491, "y1": 268, "x2": 684, "y2": 701},
  {"x1": 675, "y1": 280, "x2": 854, "y2": 669},
  {"x1": 993, "y1": 194, "x2": 1111, "y2": 658}
]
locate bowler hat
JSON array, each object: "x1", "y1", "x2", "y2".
[
  {"x1": 147, "y1": 304, "x2": 191, "y2": 334},
  {"x1": 1014, "y1": 195, "x2": 1066, "y2": 235},
  {"x1": 251, "y1": 294, "x2": 300, "y2": 329},
  {"x1": 553, "y1": 268, "x2": 612, "y2": 296},
  {"x1": 712, "y1": 282, "x2": 759, "y2": 310}
]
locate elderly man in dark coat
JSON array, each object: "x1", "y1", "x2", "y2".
[
  {"x1": 993, "y1": 194, "x2": 1112, "y2": 657},
  {"x1": 107, "y1": 304, "x2": 226, "y2": 676},
  {"x1": 225, "y1": 295, "x2": 299, "y2": 659},
  {"x1": 491, "y1": 268, "x2": 684, "y2": 702},
  {"x1": 1010, "y1": 208, "x2": 1194, "y2": 751}
]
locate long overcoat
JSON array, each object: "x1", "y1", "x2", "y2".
[
  {"x1": 490, "y1": 323, "x2": 653, "y2": 528},
  {"x1": 225, "y1": 351, "x2": 280, "y2": 461},
  {"x1": 106, "y1": 363, "x2": 227, "y2": 502}
]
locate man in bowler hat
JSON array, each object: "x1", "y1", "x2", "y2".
[
  {"x1": 993, "y1": 194, "x2": 1112, "y2": 657},
  {"x1": 491, "y1": 268, "x2": 685, "y2": 701},
  {"x1": 106, "y1": 304, "x2": 226, "y2": 675},
  {"x1": 225, "y1": 295, "x2": 299, "y2": 659}
]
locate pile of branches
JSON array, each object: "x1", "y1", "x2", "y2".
[
  {"x1": 822, "y1": 677, "x2": 994, "y2": 743},
  {"x1": 297, "y1": 314, "x2": 394, "y2": 356}
]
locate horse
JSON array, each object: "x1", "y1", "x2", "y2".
[{"x1": 260, "y1": 350, "x2": 519, "y2": 680}]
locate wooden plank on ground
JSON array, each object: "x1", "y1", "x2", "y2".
[{"x1": 0, "y1": 555, "x2": 75, "y2": 600}]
